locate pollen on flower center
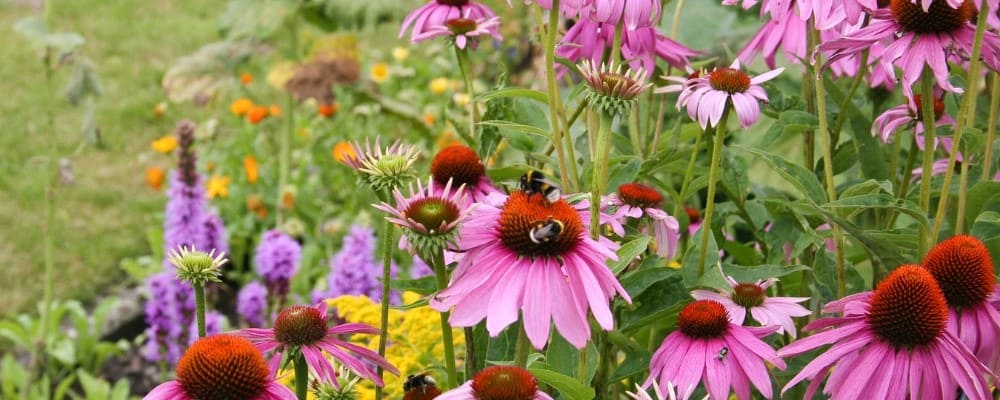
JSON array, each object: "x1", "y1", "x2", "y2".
[
  {"x1": 176, "y1": 335, "x2": 269, "y2": 400},
  {"x1": 437, "y1": 0, "x2": 470, "y2": 5},
  {"x1": 431, "y1": 145, "x2": 485, "y2": 189},
  {"x1": 890, "y1": 0, "x2": 973, "y2": 34},
  {"x1": 618, "y1": 183, "x2": 663, "y2": 209},
  {"x1": 497, "y1": 191, "x2": 582, "y2": 257},
  {"x1": 912, "y1": 94, "x2": 946, "y2": 120},
  {"x1": 867, "y1": 265, "x2": 948, "y2": 347},
  {"x1": 404, "y1": 197, "x2": 461, "y2": 233},
  {"x1": 708, "y1": 68, "x2": 751, "y2": 94},
  {"x1": 732, "y1": 283, "x2": 765, "y2": 308},
  {"x1": 678, "y1": 300, "x2": 730, "y2": 339},
  {"x1": 273, "y1": 306, "x2": 328, "y2": 346},
  {"x1": 922, "y1": 235, "x2": 996, "y2": 309},
  {"x1": 446, "y1": 18, "x2": 478, "y2": 34},
  {"x1": 470, "y1": 366, "x2": 538, "y2": 400}
]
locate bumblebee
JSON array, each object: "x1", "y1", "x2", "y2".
[
  {"x1": 529, "y1": 218, "x2": 565, "y2": 244},
  {"x1": 716, "y1": 347, "x2": 729, "y2": 361},
  {"x1": 403, "y1": 373, "x2": 437, "y2": 395},
  {"x1": 519, "y1": 170, "x2": 561, "y2": 203}
]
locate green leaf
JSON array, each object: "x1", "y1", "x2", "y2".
[
  {"x1": 840, "y1": 179, "x2": 892, "y2": 199},
  {"x1": 964, "y1": 181, "x2": 1000, "y2": 229},
  {"x1": 970, "y1": 211, "x2": 1000, "y2": 273},
  {"x1": 738, "y1": 145, "x2": 827, "y2": 204},
  {"x1": 609, "y1": 237, "x2": 651, "y2": 274},
  {"x1": 620, "y1": 272, "x2": 688, "y2": 333},
  {"x1": 528, "y1": 366, "x2": 596, "y2": 400},
  {"x1": 477, "y1": 120, "x2": 550, "y2": 139},
  {"x1": 474, "y1": 87, "x2": 548, "y2": 103},
  {"x1": 14, "y1": 17, "x2": 85, "y2": 55},
  {"x1": 389, "y1": 276, "x2": 437, "y2": 295},
  {"x1": 823, "y1": 194, "x2": 929, "y2": 229},
  {"x1": 544, "y1": 334, "x2": 597, "y2": 382},
  {"x1": 722, "y1": 263, "x2": 811, "y2": 283}
]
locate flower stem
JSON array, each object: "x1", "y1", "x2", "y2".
[
  {"x1": 669, "y1": 0, "x2": 686, "y2": 40},
  {"x1": 539, "y1": 0, "x2": 572, "y2": 190},
  {"x1": 697, "y1": 106, "x2": 730, "y2": 277},
  {"x1": 931, "y1": 2, "x2": 991, "y2": 243},
  {"x1": 813, "y1": 49, "x2": 848, "y2": 298},
  {"x1": 454, "y1": 47, "x2": 479, "y2": 141},
  {"x1": 374, "y1": 216, "x2": 395, "y2": 400},
  {"x1": 591, "y1": 112, "x2": 614, "y2": 239},
  {"x1": 430, "y1": 251, "x2": 459, "y2": 388},
  {"x1": 194, "y1": 283, "x2": 206, "y2": 338},
  {"x1": 917, "y1": 69, "x2": 937, "y2": 255},
  {"x1": 981, "y1": 74, "x2": 1000, "y2": 180},
  {"x1": 610, "y1": 22, "x2": 624, "y2": 64},
  {"x1": 674, "y1": 126, "x2": 705, "y2": 218},
  {"x1": 513, "y1": 327, "x2": 532, "y2": 368},
  {"x1": 294, "y1": 352, "x2": 309, "y2": 400}
]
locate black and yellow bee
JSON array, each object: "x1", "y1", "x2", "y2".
[
  {"x1": 519, "y1": 170, "x2": 561, "y2": 203},
  {"x1": 529, "y1": 218, "x2": 565, "y2": 244},
  {"x1": 403, "y1": 373, "x2": 437, "y2": 395}
]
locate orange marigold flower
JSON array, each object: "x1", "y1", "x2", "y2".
[
  {"x1": 422, "y1": 112, "x2": 437, "y2": 126},
  {"x1": 247, "y1": 194, "x2": 267, "y2": 219},
  {"x1": 206, "y1": 175, "x2": 232, "y2": 199},
  {"x1": 247, "y1": 106, "x2": 269, "y2": 124},
  {"x1": 243, "y1": 155, "x2": 259, "y2": 184},
  {"x1": 240, "y1": 72, "x2": 253, "y2": 85},
  {"x1": 230, "y1": 98, "x2": 254, "y2": 116},
  {"x1": 145, "y1": 166, "x2": 165, "y2": 190},
  {"x1": 318, "y1": 102, "x2": 339, "y2": 118},
  {"x1": 332, "y1": 141, "x2": 356, "y2": 163},
  {"x1": 151, "y1": 135, "x2": 178, "y2": 154},
  {"x1": 281, "y1": 191, "x2": 294, "y2": 210},
  {"x1": 268, "y1": 105, "x2": 282, "y2": 117}
]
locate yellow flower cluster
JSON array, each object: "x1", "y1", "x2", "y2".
[{"x1": 325, "y1": 292, "x2": 464, "y2": 400}]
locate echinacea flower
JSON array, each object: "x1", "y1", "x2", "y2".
[
  {"x1": 606, "y1": 183, "x2": 681, "y2": 259},
  {"x1": 779, "y1": 265, "x2": 992, "y2": 400},
  {"x1": 628, "y1": 380, "x2": 702, "y2": 400},
  {"x1": 691, "y1": 276, "x2": 810, "y2": 337},
  {"x1": 430, "y1": 144, "x2": 500, "y2": 203},
  {"x1": 589, "y1": 0, "x2": 662, "y2": 29},
  {"x1": 579, "y1": 60, "x2": 653, "y2": 117},
  {"x1": 234, "y1": 302, "x2": 399, "y2": 387},
  {"x1": 922, "y1": 235, "x2": 1000, "y2": 378},
  {"x1": 399, "y1": 0, "x2": 498, "y2": 42},
  {"x1": 819, "y1": 0, "x2": 1000, "y2": 100},
  {"x1": 435, "y1": 365, "x2": 553, "y2": 400},
  {"x1": 645, "y1": 300, "x2": 786, "y2": 400},
  {"x1": 374, "y1": 177, "x2": 472, "y2": 257},
  {"x1": 342, "y1": 138, "x2": 420, "y2": 192},
  {"x1": 872, "y1": 94, "x2": 955, "y2": 143},
  {"x1": 413, "y1": 11, "x2": 502, "y2": 49},
  {"x1": 677, "y1": 60, "x2": 783, "y2": 129},
  {"x1": 557, "y1": 20, "x2": 697, "y2": 78},
  {"x1": 144, "y1": 335, "x2": 296, "y2": 400},
  {"x1": 432, "y1": 191, "x2": 631, "y2": 349}
]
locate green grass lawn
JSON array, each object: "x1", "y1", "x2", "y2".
[{"x1": 0, "y1": 0, "x2": 223, "y2": 315}]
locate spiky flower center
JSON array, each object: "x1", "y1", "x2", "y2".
[
  {"x1": 470, "y1": 366, "x2": 539, "y2": 400},
  {"x1": 867, "y1": 265, "x2": 948, "y2": 347},
  {"x1": 732, "y1": 283, "x2": 766, "y2": 308},
  {"x1": 446, "y1": 18, "x2": 478, "y2": 34},
  {"x1": 678, "y1": 300, "x2": 730, "y2": 339},
  {"x1": 404, "y1": 197, "x2": 461, "y2": 234},
  {"x1": 498, "y1": 191, "x2": 582, "y2": 257},
  {"x1": 922, "y1": 235, "x2": 996, "y2": 309},
  {"x1": 709, "y1": 68, "x2": 751, "y2": 94},
  {"x1": 176, "y1": 335, "x2": 270, "y2": 400},
  {"x1": 618, "y1": 183, "x2": 663, "y2": 209},
  {"x1": 912, "y1": 94, "x2": 946, "y2": 120},
  {"x1": 431, "y1": 145, "x2": 485, "y2": 188},
  {"x1": 437, "y1": 0, "x2": 469, "y2": 5},
  {"x1": 685, "y1": 207, "x2": 701, "y2": 223},
  {"x1": 890, "y1": 0, "x2": 973, "y2": 34},
  {"x1": 274, "y1": 306, "x2": 328, "y2": 346}
]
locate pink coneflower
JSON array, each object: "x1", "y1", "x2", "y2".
[
  {"x1": 627, "y1": 380, "x2": 689, "y2": 400},
  {"x1": 374, "y1": 177, "x2": 472, "y2": 256},
  {"x1": 779, "y1": 265, "x2": 992, "y2": 399},
  {"x1": 872, "y1": 94, "x2": 956, "y2": 143},
  {"x1": 735, "y1": 10, "x2": 861, "y2": 75},
  {"x1": 144, "y1": 335, "x2": 296, "y2": 400},
  {"x1": 400, "y1": 0, "x2": 498, "y2": 43},
  {"x1": 606, "y1": 183, "x2": 681, "y2": 259},
  {"x1": 677, "y1": 60, "x2": 783, "y2": 129},
  {"x1": 589, "y1": 0, "x2": 662, "y2": 29},
  {"x1": 644, "y1": 300, "x2": 786, "y2": 400},
  {"x1": 233, "y1": 302, "x2": 398, "y2": 387},
  {"x1": 557, "y1": 20, "x2": 697, "y2": 78},
  {"x1": 691, "y1": 276, "x2": 810, "y2": 337},
  {"x1": 435, "y1": 365, "x2": 553, "y2": 400},
  {"x1": 820, "y1": 0, "x2": 1000, "y2": 100},
  {"x1": 431, "y1": 190, "x2": 631, "y2": 349},
  {"x1": 922, "y1": 235, "x2": 1000, "y2": 379},
  {"x1": 413, "y1": 10, "x2": 502, "y2": 49},
  {"x1": 430, "y1": 144, "x2": 499, "y2": 203}
]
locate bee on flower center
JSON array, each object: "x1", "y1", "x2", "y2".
[
  {"x1": 519, "y1": 170, "x2": 561, "y2": 203},
  {"x1": 529, "y1": 218, "x2": 565, "y2": 244}
]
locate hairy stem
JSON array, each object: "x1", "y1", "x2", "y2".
[
  {"x1": 455, "y1": 47, "x2": 479, "y2": 142},
  {"x1": 591, "y1": 112, "x2": 614, "y2": 239},
  {"x1": 982, "y1": 74, "x2": 1000, "y2": 180},
  {"x1": 194, "y1": 283, "x2": 206, "y2": 338},
  {"x1": 294, "y1": 352, "x2": 309, "y2": 400},
  {"x1": 374, "y1": 216, "x2": 395, "y2": 400},
  {"x1": 697, "y1": 106, "x2": 731, "y2": 277},
  {"x1": 813, "y1": 46, "x2": 848, "y2": 298},
  {"x1": 514, "y1": 327, "x2": 532, "y2": 368},
  {"x1": 431, "y1": 251, "x2": 459, "y2": 388},
  {"x1": 918, "y1": 70, "x2": 937, "y2": 255},
  {"x1": 539, "y1": 0, "x2": 572, "y2": 190}
]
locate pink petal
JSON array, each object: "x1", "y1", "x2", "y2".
[
  {"x1": 523, "y1": 259, "x2": 553, "y2": 349},
  {"x1": 144, "y1": 381, "x2": 190, "y2": 400}
]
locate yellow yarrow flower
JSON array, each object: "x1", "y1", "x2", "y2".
[
  {"x1": 370, "y1": 63, "x2": 390, "y2": 83},
  {"x1": 205, "y1": 175, "x2": 232, "y2": 199},
  {"x1": 392, "y1": 47, "x2": 410, "y2": 62},
  {"x1": 151, "y1": 135, "x2": 178, "y2": 154},
  {"x1": 453, "y1": 93, "x2": 471, "y2": 107},
  {"x1": 429, "y1": 78, "x2": 450, "y2": 95}
]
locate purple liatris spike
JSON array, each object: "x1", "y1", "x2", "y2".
[
  {"x1": 237, "y1": 281, "x2": 268, "y2": 327},
  {"x1": 254, "y1": 229, "x2": 301, "y2": 302},
  {"x1": 321, "y1": 225, "x2": 400, "y2": 304},
  {"x1": 201, "y1": 210, "x2": 229, "y2": 256},
  {"x1": 141, "y1": 271, "x2": 193, "y2": 364},
  {"x1": 163, "y1": 120, "x2": 208, "y2": 266}
]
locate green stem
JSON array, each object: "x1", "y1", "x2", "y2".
[
  {"x1": 455, "y1": 47, "x2": 479, "y2": 141},
  {"x1": 577, "y1": 340, "x2": 588, "y2": 384},
  {"x1": 464, "y1": 327, "x2": 478, "y2": 378},
  {"x1": 956, "y1": 156, "x2": 971, "y2": 234},
  {"x1": 374, "y1": 216, "x2": 395, "y2": 400},
  {"x1": 610, "y1": 22, "x2": 624, "y2": 64},
  {"x1": 697, "y1": 106, "x2": 731, "y2": 277},
  {"x1": 917, "y1": 69, "x2": 937, "y2": 255},
  {"x1": 294, "y1": 352, "x2": 309, "y2": 400},
  {"x1": 931, "y1": 3, "x2": 991, "y2": 243},
  {"x1": 813, "y1": 47, "x2": 848, "y2": 298},
  {"x1": 628, "y1": 105, "x2": 642, "y2": 156},
  {"x1": 513, "y1": 327, "x2": 532, "y2": 368},
  {"x1": 539, "y1": 0, "x2": 572, "y2": 190},
  {"x1": 981, "y1": 74, "x2": 1000, "y2": 180},
  {"x1": 830, "y1": 51, "x2": 869, "y2": 144},
  {"x1": 430, "y1": 251, "x2": 459, "y2": 388},
  {"x1": 668, "y1": 0, "x2": 686, "y2": 40},
  {"x1": 194, "y1": 283, "x2": 206, "y2": 338},
  {"x1": 802, "y1": 21, "x2": 817, "y2": 170},
  {"x1": 886, "y1": 134, "x2": 920, "y2": 229},
  {"x1": 673, "y1": 126, "x2": 705, "y2": 218},
  {"x1": 591, "y1": 112, "x2": 614, "y2": 239}
]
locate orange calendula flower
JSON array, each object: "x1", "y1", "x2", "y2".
[
  {"x1": 206, "y1": 175, "x2": 232, "y2": 198},
  {"x1": 370, "y1": 62, "x2": 390, "y2": 83},
  {"x1": 268, "y1": 105, "x2": 282, "y2": 117},
  {"x1": 281, "y1": 191, "x2": 294, "y2": 210},
  {"x1": 247, "y1": 106, "x2": 269, "y2": 124},
  {"x1": 422, "y1": 113, "x2": 436, "y2": 126},
  {"x1": 332, "y1": 141, "x2": 356, "y2": 163},
  {"x1": 145, "y1": 166, "x2": 165, "y2": 190},
  {"x1": 318, "y1": 102, "x2": 339, "y2": 118},
  {"x1": 151, "y1": 135, "x2": 178, "y2": 154},
  {"x1": 240, "y1": 72, "x2": 253, "y2": 85},
  {"x1": 230, "y1": 98, "x2": 254, "y2": 116},
  {"x1": 243, "y1": 155, "x2": 259, "y2": 184},
  {"x1": 247, "y1": 194, "x2": 267, "y2": 218}
]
